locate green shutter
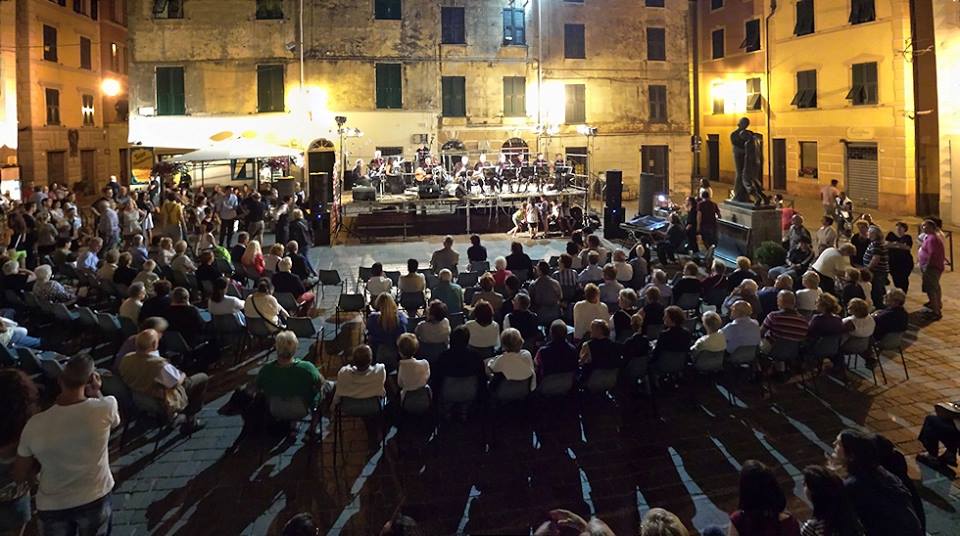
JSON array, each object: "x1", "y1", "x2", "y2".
[
  {"x1": 376, "y1": 64, "x2": 402, "y2": 109},
  {"x1": 442, "y1": 77, "x2": 465, "y2": 117},
  {"x1": 157, "y1": 67, "x2": 185, "y2": 115},
  {"x1": 257, "y1": 65, "x2": 284, "y2": 112},
  {"x1": 504, "y1": 77, "x2": 526, "y2": 117}
]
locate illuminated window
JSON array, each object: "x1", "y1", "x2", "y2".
[
  {"x1": 110, "y1": 43, "x2": 120, "y2": 72},
  {"x1": 82, "y1": 94, "x2": 95, "y2": 126},
  {"x1": 565, "y1": 84, "x2": 586, "y2": 123},
  {"x1": 746, "y1": 78, "x2": 762, "y2": 110},
  {"x1": 800, "y1": 141, "x2": 818, "y2": 178}
]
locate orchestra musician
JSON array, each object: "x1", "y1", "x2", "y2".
[
  {"x1": 369, "y1": 150, "x2": 386, "y2": 174},
  {"x1": 351, "y1": 159, "x2": 367, "y2": 189},
  {"x1": 453, "y1": 155, "x2": 470, "y2": 178},
  {"x1": 534, "y1": 152, "x2": 548, "y2": 170},
  {"x1": 474, "y1": 153, "x2": 488, "y2": 172},
  {"x1": 553, "y1": 153, "x2": 566, "y2": 172}
]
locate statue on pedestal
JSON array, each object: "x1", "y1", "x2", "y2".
[{"x1": 731, "y1": 118, "x2": 770, "y2": 207}]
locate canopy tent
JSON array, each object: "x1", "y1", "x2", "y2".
[{"x1": 170, "y1": 138, "x2": 302, "y2": 163}]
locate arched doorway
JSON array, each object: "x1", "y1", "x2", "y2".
[
  {"x1": 307, "y1": 138, "x2": 335, "y2": 206},
  {"x1": 440, "y1": 139, "x2": 466, "y2": 170},
  {"x1": 501, "y1": 137, "x2": 529, "y2": 163}
]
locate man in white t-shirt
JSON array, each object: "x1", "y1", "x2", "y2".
[{"x1": 14, "y1": 355, "x2": 120, "y2": 536}]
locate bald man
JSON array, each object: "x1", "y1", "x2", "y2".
[{"x1": 119, "y1": 328, "x2": 208, "y2": 433}]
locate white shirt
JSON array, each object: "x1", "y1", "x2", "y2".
[
  {"x1": 844, "y1": 315, "x2": 876, "y2": 339},
  {"x1": 613, "y1": 261, "x2": 633, "y2": 282},
  {"x1": 118, "y1": 298, "x2": 142, "y2": 322},
  {"x1": 796, "y1": 288, "x2": 822, "y2": 312},
  {"x1": 692, "y1": 331, "x2": 727, "y2": 353},
  {"x1": 171, "y1": 254, "x2": 195, "y2": 274},
  {"x1": 415, "y1": 318, "x2": 450, "y2": 344},
  {"x1": 465, "y1": 320, "x2": 501, "y2": 349},
  {"x1": 366, "y1": 276, "x2": 392, "y2": 297},
  {"x1": 572, "y1": 300, "x2": 609, "y2": 339},
  {"x1": 812, "y1": 247, "x2": 851, "y2": 279},
  {"x1": 486, "y1": 350, "x2": 536, "y2": 390},
  {"x1": 333, "y1": 363, "x2": 387, "y2": 405},
  {"x1": 244, "y1": 293, "x2": 288, "y2": 329},
  {"x1": 397, "y1": 358, "x2": 431, "y2": 394},
  {"x1": 18, "y1": 397, "x2": 120, "y2": 511},
  {"x1": 398, "y1": 273, "x2": 426, "y2": 293},
  {"x1": 208, "y1": 296, "x2": 245, "y2": 316}
]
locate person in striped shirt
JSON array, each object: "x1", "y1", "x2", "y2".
[
  {"x1": 862, "y1": 225, "x2": 889, "y2": 309},
  {"x1": 760, "y1": 290, "x2": 808, "y2": 354}
]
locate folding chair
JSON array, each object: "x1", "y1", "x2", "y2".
[
  {"x1": 873, "y1": 331, "x2": 909, "y2": 380},
  {"x1": 333, "y1": 396, "x2": 384, "y2": 466},
  {"x1": 317, "y1": 269, "x2": 344, "y2": 299},
  {"x1": 399, "y1": 292, "x2": 427, "y2": 316},
  {"x1": 212, "y1": 313, "x2": 248, "y2": 363},
  {"x1": 584, "y1": 368, "x2": 620, "y2": 395},
  {"x1": 457, "y1": 272, "x2": 480, "y2": 289}
]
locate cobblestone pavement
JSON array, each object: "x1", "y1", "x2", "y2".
[{"x1": 100, "y1": 228, "x2": 960, "y2": 535}]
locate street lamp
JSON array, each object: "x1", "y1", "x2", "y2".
[{"x1": 101, "y1": 78, "x2": 122, "y2": 97}]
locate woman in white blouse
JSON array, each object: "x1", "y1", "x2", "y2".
[
  {"x1": 485, "y1": 328, "x2": 536, "y2": 391},
  {"x1": 464, "y1": 300, "x2": 500, "y2": 355},
  {"x1": 396, "y1": 333, "x2": 430, "y2": 399},
  {"x1": 244, "y1": 278, "x2": 289, "y2": 331},
  {"x1": 208, "y1": 278, "x2": 245, "y2": 322},
  {"x1": 843, "y1": 298, "x2": 876, "y2": 340}
]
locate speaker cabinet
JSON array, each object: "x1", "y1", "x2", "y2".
[{"x1": 605, "y1": 169, "x2": 623, "y2": 208}]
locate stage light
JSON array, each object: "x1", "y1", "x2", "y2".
[{"x1": 101, "y1": 78, "x2": 122, "y2": 97}]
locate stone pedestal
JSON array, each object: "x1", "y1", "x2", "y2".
[{"x1": 715, "y1": 201, "x2": 781, "y2": 265}]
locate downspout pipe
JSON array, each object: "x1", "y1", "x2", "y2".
[{"x1": 765, "y1": 0, "x2": 777, "y2": 190}]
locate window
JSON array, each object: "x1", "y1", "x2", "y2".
[
  {"x1": 848, "y1": 62, "x2": 878, "y2": 105},
  {"x1": 256, "y1": 0, "x2": 283, "y2": 19},
  {"x1": 441, "y1": 76, "x2": 466, "y2": 117},
  {"x1": 43, "y1": 25, "x2": 57, "y2": 62},
  {"x1": 742, "y1": 19, "x2": 760, "y2": 52},
  {"x1": 503, "y1": 77, "x2": 526, "y2": 117},
  {"x1": 795, "y1": 0, "x2": 814, "y2": 36},
  {"x1": 746, "y1": 78, "x2": 762, "y2": 110},
  {"x1": 73, "y1": 0, "x2": 84, "y2": 14},
  {"x1": 79, "y1": 37, "x2": 91, "y2": 69},
  {"x1": 45, "y1": 89, "x2": 60, "y2": 125},
  {"x1": 82, "y1": 94, "x2": 95, "y2": 126},
  {"x1": 712, "y1": 94, "x2": 724, "y2": 115},
  {"x1": 502, "y1": 8, "x2": 525, "y2": 45},
  {"x1": 564, "y1": 24, "x2": 585, "y2": 59},
  {"x1": 800, "y1": 141, "x2": 818, "y2": 178},
  {"x1": 441, "y1": 7, "x2": 465, "y2": 44},
  {"x1": 153, "y1": 0, "x2": 183, "y2": 19},
  {"x1": 711, "y1": 29, "x2": 724, "y2": 59},
  {"x1": 110, "y1": 43, "x2": 120, "y2": 72},
  {"x1": 375, "y1": 0, "x2": 401, "y2": 20},
  {"x1": 256, "y1": 65, "x2": 284, "y2": 113},
  {"x1": 156, "y1": 66, "x2": 185, "y2": 116},
  {"x1": 375, "y1": 63, "x2": 402, "y2": 109},
  {"x1": 791, "y1": 70, "x2": 817, "y2": 109},
  {"x1": 647, "y1": 28, "x2": 666, "y2": 61},
  {"x1": 850, "y1": 0, "x2": 876, "y2": 25},
  {"x1": 565, "y1": 84, "x2": 586, "y2": 123},
  {"x1": 648, "y1": 85, "x2": 667, "y2": 123},
  {"x1": 90, "y1": 0, "x2": 97, "y2": 20},
  {"x1": 645, "y1": 0, "x2": 665, "y2": 6},
  {"x1": 711, "y1": 0, "x2": 724, "y2": 10}
]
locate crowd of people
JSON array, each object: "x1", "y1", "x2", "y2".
[{"x1": 0, "y1": 173, "x2": 952, "y2": 535}]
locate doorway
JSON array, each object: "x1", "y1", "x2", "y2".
[
  {"x1": 846, "y1": 143, "x2": 879, "y2": 208},
  {"x1": 707, "y1": 134, "x2": 720, "y2": 182},
  {"x1": 46, "y1": 151, "x2": 66, "y2": 185},
  {"x1": 772, "y1": 138, "x2": 787, "y2": 191},
  {"x1": 641, "y1": 145, "x2": 669, "y2": 179},
  {"x1": 81, "y1": 150, "x2": 96, "y2": 193},
  {"x1": 119, "y1": 148, "x2": 129, "y2": 185},
  {"x1": 307, "y1": 138, "x2": 336, "y2": 207}
]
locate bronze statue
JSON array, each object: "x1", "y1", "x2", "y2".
[{"x1": 731, "y1": 117, "x2": 770, "y2": 207}]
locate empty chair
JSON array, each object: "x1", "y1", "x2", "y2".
[
  {"x1": 584, "y1": 368, "x2": 619, "y2": 395},
  {"x1": 399, "y1": 292, "x2": 427, "y2": 315},
  {"x1": 384, "y1": 271, "x2": 402, "y2": 289},
  {"x1": 874, "y1": 331, "x2": 909, "y2": 379},
  {"x1": 357, "y1": 266, "x2": 373, "y2": 291},
  {"x1": 286, "y1": 316, "x2": 319, "y2": 340},
  {"x1": 333, "y1": 396, "x2": 384, "y2": 465},
  {"x1": 537, "y1": 371, "x2": 575, "y2": 397},
  {"x1": 400, "y1": 386, "x2": 432, "y2": 415},
  {"x1": 212, "y1": 313, "x2": 248, "y2": 362},
  {"x1": 17, "y1": 348, "x2": 63, "y2": 380},
  {"x1": 807, "y1": 335, "x2": 841, "y2": 372},
  {"x1": 317, "y1": 269, "x2": 344, "y2": 299},
  {"x1": 651, "y1": 350, "x2": 688, "y2": 381},
  {"x1": 119, "y1": 316, "x2": 138, "y2": 338},
  {"x1": 692, "y1": 350, "x2": 725, "y2": 374},
  {"x1": 52, "y1": 303, "x2": 79, "y2": 324},
  {"x1": 469, "y1": 260, "x2": 490, "y2": 273},
  {"x1": 448, "y1": 312, "x2": 466, "y2": 329},
  {"x1": 457, "y1": 272, "x2": 480, "y2": 289},
  {"x1": 276, "y1": 292, "x2": 300, "y2": 313}
]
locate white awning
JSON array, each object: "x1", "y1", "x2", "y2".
[{"x1": 170, "y1": 138, "x2": 302, "y2": 163}]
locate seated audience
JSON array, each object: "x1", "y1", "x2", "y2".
[
  {"x1": 272, "y1": 258, "x2": 314, "y2": 311},
  {"x1": 415, "y1": 300, "x2": 451, "y2": 344},
  {"x1": 534, "y1": 320, "x2": 579, "y2": 380},
  {"x1": 758, "y1": 274, "x2": 793, "y2": 321},
  {"x1": 465, "y1": 300, "x2": 500, "y2": 354},
  {"x1": 207, "y1": 278, "x2": 245, "y2": 320},
  {"x1": 598, "y1": 264, "x2": 624, "y2": 309},
  {"x1": 432, "y1": 269, "x2": 463, "y2": 315},
  {"x1": 256, "y1": 331, "x2": 325, "y2": 435},
  {"x1": 97, "y1": 249, "x2": 119, "y2": 282},
  {"x1": 672, "y1": 262, "x2": 703, "y2": 298},
  {"x1": 119, "y1": 329, "x2": 207, "y2": 432},
  {"x1": 573, "y1": 284, "x2": 609, "y2": 340},
  {"x1": 800, "y1": 465, "x2": 864, "y2": 536},
  {"x1": 170, "y1": 240, "x2": 196, "y2": 274},
  {"x1": 611, "y1": 288, "x2": 640, "y2": 342},
  {"x1": 529, "y1": 261, "x2": 562, "y2": 314},
  {"x1": 0, "y1": 369, "x2": 36, "y2": 536},
  {"x1": 721, "y1": 300, "x2": 761, "y2": 353},
  {"x1": 119, "y1": 282, "x2": 146, "y2": 322},
  {"x1": 430, "y1": 235, "x2": 460, "y2": 274},
  {"x1": 244, "y1": 278, "x2": 289, "y2": 331},
  {"x1": 760, "y1": 290, "x2": 808, "y2": 353},
  {"x1": 724, "y1": 279, "x2": 762, "y2": 321},
  {"x1": 32, "y1": 264, "x2": 75, "y2": 304},
  {"x1": 195, "y1": 250, "x2": 221, "y2": 286},
  {"x1": 725, "y1": 460, "x2": 801, "y2": 535},
  {"x1": 639, "y1": 286, "x2": 666, "y2": 335},
  {"x1": 872, "y1": 288, "x2": 908, "y2": 342},
  {"x1": 505, "y1": 242, "x2": 534, "y2": 275},
  {"x1": 366, "y1": 262, "x2": 392, "y2": 297},
  {"x1": 577, "y1": 251, "x2": 604, "y2": 284},
  {"x1": 917, "y1": 403, "x2": 960, "y2": 471},
  {"x1": 396, "y1": 333, "x2": 430, "y2": 399},
  {"x1": 629, "y1": 244, "x2": 649, "y2": 287},
  {"x1": 612, "y1": 249, "x2": 633, "y2": 283},
  {"x1": 467, "y1": 234, "x2": 488, "y2": 268},
  {"x1": 503, "y1": 292, "x2": 540, "y2": 345},
  {"x1": 471, "y1": 273, "x2": 504, "y2": 312},
  {"x1": 485, "y1": 328, "x2": 536, "y2": 391},
  {"x1": 431, "y1": 326, "x2": 485, "y2": 394},
  {"x1": 727, "y1": 256, "x2": 760, "y2": 291},
  {"x1": 140, "y1": 280, "x2": 172, "y2": 321},
  {"x1": 134, "y1": 259, "x2": 160, "y2": 295},
  {"x1": 491, "y1": 256, "x2": 513, "y2": 287},
  {"x1": 843, "y1": 298, "x2": 875, "y2": 341},
  {"x1": 808, "y1": 293, "x2": 846, "y2": 339},
  {"x1": 114, "y1": 252, "x2": 138, "y2": 286},
  {"x1": 553, "y1": 253, "x2": 579, "y2": 289},
  {"x1": 367, "y1": 293, "x2": 408, "y2": 350},
  {"x1": 640, "y1": 508, "x2": 689, "y2": 536},
  {"x1": 652, "y1": 306, "x2": 691, "y2": 361},
  {"x1": 398, "y1": 259, "x2": 426, "y2": 294},
  {"x1": 332, "y1": 345, "x2": 387, "y2": 407},
  {"x1": 164, "y1": 287, "x2": 206, "y2": 346},
  {"x1": 241, "y1": 239, "x2": 265, "y2": 277},
  {"x1": 578, "y1": 319, "x2": 622, "y2": 377},
  {"x1": 840, "y1": 267, "x2": 867, "y2": 308},
  {"x1": 263, "y1": 243, "x2": 284, "y2": 273},
  {"x1": 701, "y1": 260, "x2": 728, "y2": 295},
  {"x1": 642, "y1": 269, "x2": 673, "y2": 303},
  {"x1": 796, "y1": 271, "x2": 822, "y2": 313},
  {"x1": 286, "y1": 241, "x2": 317, "y2": 285},
  {"x1": 691, "y1": 311, "x2": 726, "y2": 353}
]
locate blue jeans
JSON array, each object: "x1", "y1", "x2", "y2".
[
  {"x1": 9, "y1": 327, "x2": 40, "y2": 349},
  {"x1": 0, "y1": 494, "x2": 30, "y2": 534},
  {"x1": 37, "y1": 494, "x2": 111, "y2": 536}
]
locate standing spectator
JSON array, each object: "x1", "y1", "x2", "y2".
[
  {"x1": 800, "y1": 465, "x2": 864, "y2": 536},
  {"x1": 830, "y1": 429, "x2": 923, "y2": 536},
  {"x1": 159, "y1": 193, "x2": 185, "y2": 240},
  {"x1": 430, "y1": 236, "x2": 460, "y2": 274},
  {"x1": 13, "y1": 356, "x2": 120, "y2": 536},
  {"x1": 0, "y1": 370, "x2": 38, "y2": 536},
  {"x1": 97, "y1": 200, "x2": 120, "y2": 251},
  {"x1": 863, "y1": 225, "x2": 889, "y2": 309},
  {"x1": 684, "y1": 197, "x2": 699, "y2": 254},
  {"x1": 820, "y1": 179, "x2": 841, "y2": 216},
  {"x1": 850, "y1": 220, "x2": 871, "y2": 266},
  {"x1": 784, "y1": 214, "x2": 812, "y2": 252},
  {"x1": 241, "y1": 192, "x2": 267, "y2": 243},
  {"x1": 918, "y1": 219, "x2": 945, "y2": 320},
  {"x1": 815, "y1": 215, "x2": 838, "y2": 257},
  {"x1": 273, "y1": 195, "x2": 291, "y2": 247},
  {"x1": 697, "y1": 191, "x2": 721, "y2": 249},
  {"x1": 885, "y1": 222, "x2": 913, "y2": 293},
  {"x1": 287, "y1": 210, "x2": 313, "y2": 253},
  {"x1": 812, "y1": 244, "x2": 855, "y2": 296}
]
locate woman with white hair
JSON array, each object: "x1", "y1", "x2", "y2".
[
  {"x1": 133, "y1": 259, "x2": 160, "y2": 296},
  {"x1": 32, "y1": 264, "x2": 76, "y2": 304},
  {"x1": 119, "y1": 282, "x2": 146, "y2": 322},
  {"x1": 0, "y1": 260, "x2": 34, "y2": 293},
  {"x1": 492, "y1": 256, "x2": 512, "y2": 287},
  {"x1": 722, "y1": 279, "x2": 762, "y2": 320}
]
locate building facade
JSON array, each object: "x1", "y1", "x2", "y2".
[
  {"x1": 933, "y1": 0, "x2": 959, "y2": 226},
  {"x1": 696, "y1": 0, "x2": 939, "y2": 215},
  {"x1": 0, "y1": 0, "x2": 16, "y2": 168},
  {"x1": 16, "y1": 0, "x2": 130, "y2": 194},
  {"x1": 126, "y1": 0, "x2": 691, "y2": 200}
]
